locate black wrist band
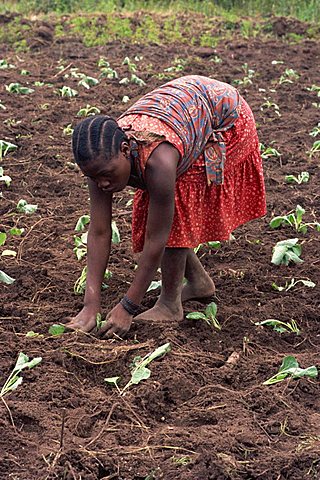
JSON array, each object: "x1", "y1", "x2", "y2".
[{"x1": 120, "y1": 295, "x2": 140, "y2": 316}]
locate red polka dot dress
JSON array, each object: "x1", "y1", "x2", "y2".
[{"x1": 118, "y1": 85, "x2": 266, "y2": 253}]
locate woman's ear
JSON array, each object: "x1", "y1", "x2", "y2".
[{"x1": 120, "y1": 141, "x2": 130, "y2": 159}]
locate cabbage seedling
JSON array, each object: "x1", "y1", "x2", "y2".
[
  {"x1": 77, "y1": 105, "x2": 101, "y2": 117},
  {"x1": 78, "y1": 75, "x2": 99, "y2": 89},
  {"x1": 105, "y1": 342, "x2": 171, "y2": 395},
  {"x1": 0, "y1": 270, "x2": 15, "y2": 284},
  {"x1": 63, "y1": 124, "x2": 74, "y2": 136},
  {"x1": 310, "y1": 123, "x2": 320, "y2": 137},
  {"x1": 233, "y1": 63, "x2": 255, "y2": 86},
  {"x1": 0, "y1": 140, "x2": 18, "y2": 159},
  {"x1": 285, "y1": 171, "x2": 309, "y2": 184},
  {"x1": 271, "y1": 238, "x2": 303, "y2": 266},
  {"x1": 74, "y1": 266, "x2": 112, "y2": 295},
  {"x1": 307, "y1": 140, "x2": 320, "y2": 157},
  {"x1": 272, "y1": 278, "x2": 315, "y2": 292},
  {"x1": 259, "y1": 143, "x2": 281, "y2": 160},
  {"x1": 0, "y1": 167, "x2": 12, "y2": 186},
  {"x1": 186, "y1": 302, "x2": 221, "y2": 330},
  {"x1": 0, "y1": 59, "x2": 15, "y2": 69},
  {"x1": 255, "y1": 319, "x2": 300, "y2": 334},
  {"x1": 48, "y1": 324, "x2": 66, "y2": 336},
  {"x1": 0, "y1": 352, "x2": 42, "y2": 397},
  {"x1": 16, "y1": 199, "x2": 38, "y2": 214},
  {"x1": 194, "y1": 241, "x2": 221, "y2": 254},
  {"x1": 278, "y1": 68, "x2": 299, "y2": 85},
  {"x1": 5, "y1": 83, "x2": 34, "y2": 94},
  {"x1": 270, "y1": 205, "x2": 319, "y2": 233},
  {"x1": 263, "y1": 356, "x2": 318, "y2": 385},
  {"x1": 260, "y1": 98, "x2": 280, "y2": 116},
  {"x1": 57, "y1": 86, "x2": 78, "y2": 97}
]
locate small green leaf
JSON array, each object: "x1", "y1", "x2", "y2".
[
  {"x1": 75, "y1": 214, "x2": 90, "y2": 231},
  {"x1": 130, "y1": 366, "x2": 151, "y2": 384},
  {"x1": 26, "y1": 331, "x2": 43, "y2": 338},
  {"x1": 111, "y1": 220, "x2": 120, "y2": 243},
  {"x1": 147, "y1": 280, "x2": 162, "y2": 292},
  {"x1": 9, "y1": 227, "x2": 24, "y2": 236},
  {"x1": 186, "y1": 312, "x2": 207, "y2": 320},
  {"x1": 0, "y1": 270, "x2": 15, "y2": 284},
  {"x1": 205, "y1": 302, "x2": 217, "y2": 319},
  {"x1": 48, "y1": 324, "x2": 66, "y2": 336},
  {"x1": 0, "y1": 232, "x2": 6, "y2": 246},
  {"x1": 16, "y1": 199, "x2": 38, "y2": 214},
  {"x1": 104, "y1": 376, "x2": 121, "y2": 387},
  {"x1": 270, "y1": 217, "x2": 285, "y2": 229}
]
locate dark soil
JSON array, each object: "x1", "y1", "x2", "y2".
[{"x1": 0, "y1": 13, "x2": 319, "y2": 480}]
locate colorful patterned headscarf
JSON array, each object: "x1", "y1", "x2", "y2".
[{"x1": 119, "y1": 75, "x2": 241, "y2": 185}]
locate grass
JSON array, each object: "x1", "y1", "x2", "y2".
[{"x1": 0, "y1": 0, "x2": 319, "y2": 22}]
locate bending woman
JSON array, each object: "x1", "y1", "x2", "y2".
[{"x1": 67, "y1": 75, "x2": 266, "y2": 337}]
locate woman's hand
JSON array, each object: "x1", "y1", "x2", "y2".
[
  {"x1": 97, "y1": 303, "x2": 133, "y2": 339},
  {"x1": 65, "y1": 305, "x2": 100, "y2": 333}
]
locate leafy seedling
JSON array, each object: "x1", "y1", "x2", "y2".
[
  {"x1": 285, "y1": 171, "x2": 309, "y2": 184},
  {"x1": 0, "y1": 270, "x2": 15, "y2": 284},
  {"x1": 0, "y1": 59, "x2": 15, "y2": 69},
  {"x1": 48, "y1": 324, "x2": 66, "y2": 336},
  {"x1": 233, "y1": 63, "x2": 255, "y2": 86},
  {"x1": 0, "y1": 140, "x2": 18, "y2": 159},
  {"x1": 16, "y1": 199, "x2": 38, "y2": 214},
  {"x1": 74, "y1": 266, "x2": 112, "y2": 295},
  {"x1": 194, "y1": 241, "x2": 221, "y2": 254},
  {"x1": 63, "y1": 124, "x2": 74, "y2": 136},
  {"x1": 256, "y1": 319, "x2": 300, "y2": 334},
  {"x1": 278, "y1": 68, "x2": 299, "y2": 85},
  {"x1": 105, "y1": 343, "x2": 171, "y2": 395},
  {"x1": 75, "y1": 214, "x2": 90, "y2": 232},
  {"x1": 147, "y1": 280, "x2": 162, "y2": 292},
  {"x1": 260, "y1": 98, "x2": 281, "y2": 116},
  {"x1": 78, "y1": 75, "x2": 99, "y2": 89},
  {"x1": 272, "y1": 278, "x2": 315, "y2": 292},
  {"x1": 95, "y1": 313, "x2": 107, "y2": 331},
  {"x1": 77, "y1": 105, "x2": 101, "y2": 117},
  {"x1": 271, "y1": 238, "x2": 303, "y2": 266},
  {"x1": 57, "y1": 86, "x2": 78, "y2": 97},
  {"x1": 111, "y1": 220, "x2": 120, "y2": 243},
  {"x1": 310, "y1": 123, "x2": 320, "y2": 137},
  {"x1": 263, "y1": 356, "x2": 318, "y2": 385},
  {"x1": 186, "y1": 302, "x2": 221, "y2": 330},
  {"x1": 270, "y1": 205, "x2": 319, "y2": 233},
  {"x1": 0, "y1": 352, "x2": 42, "y2": 397},
  {"x1": 259, "y1": 143, "x2": 281, "y2": 160},
  {"x1": 5, "y1": 83, "x2": 34, "y2": 94},
  {"x1": 0, "y1": 167, "x2": 12, "y2": 186},
  {"x1": 0, "y1": 232, "x2": 6, "y2": 246},
  {"x1": 307, "y1": 140, "x2": 320, "y2": 157}
]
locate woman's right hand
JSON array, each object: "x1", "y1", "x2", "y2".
[{"x1": 65, "y1": 305, "x2": 100, "y2": 333}]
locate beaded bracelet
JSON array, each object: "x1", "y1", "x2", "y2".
[{"x1": 120, "y1": 295, "x2": 140, "y2": 316}]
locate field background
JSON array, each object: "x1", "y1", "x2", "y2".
[{"x1": 0, "y1": 1, "x2": 319, "y2": 479}]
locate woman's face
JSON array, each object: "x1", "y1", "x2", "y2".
[{"x1": 80, "y1": 146, "x2": 131, "y2": 193}]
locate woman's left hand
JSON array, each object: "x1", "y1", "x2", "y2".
[{"x1": 98, "y1": 303, "x2": 133, "y2": 339}]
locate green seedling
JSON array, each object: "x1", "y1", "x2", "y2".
[
  {"x1": 285, "y1": 171, "x2": 309, "y2": 184},
  {"x1": 74, "y1": 266, "x2": 112, "y2": 295},
  {"x1": 263, "y1": 356, "x2": 317, "y2": 385},
  {"x1": 20, "y1": 69, "x2": 30, "y2": 76},
  {"x1": 0, "y1": 140, "x2": 18, "y2": 159},
  {"x1": 310, "y1": 123, "x2": 320, "y2": 137},
  {"x1": 10, "y1": 227, "x2": 24, "y2": 236},
  {"x1": 0, "y1": 232, "x2": 6, "y2": 246},
  {"x1": 147, "y1": 280, "x2": 162, "y2": 292},
  {"x1": 16, "y1": 199, "x2": 38, "y2": 214},
  {"x1": 307, "y1": 140, "x2": 320, "y2": 157},
  {"x1": 57, "y1": 86, "x2": 78, "y2": 97},
  {"x1": 77, "y1": 105, "x2": 101, "y2": 117},
  {"x1": 78, "y1": 75, "x2": 99, "y2": 89},
  {"x1": 259, "y1": 143, "x2": 281, "y2": 160},
  {"x1": 233, "y1": 63, "x2": 255, "y2": 86},
  {"x1": 5, "y1": 83, "x2": 34, "y2": 94},
  {"x1": 34, "y1": 81, "x2": 45, "y2": 87},
  {"x1": 0, "y1": 59, "x2": 15, "y2": 69},
  {"x1": 186, "y1": 302, "x2": 221, "y2": 330},
  {"x1": 0, "y1": 270, "x2": 15, "y2": 284},
  {"x1": 0, "y1": 167, "x2": 12, "y2": 187},
  {"x1": 260, "y1": 98, "x2": 281, "y2": 116},
  {"x1": 171, "y1": 455, "x2": 192, "y2": 465},
  {"x1": 0, "y1": 100, "x2": 6, "y2": 110},
  {"x1": 122, "y1": 95, "x2": 130, "y2": 103},
  {"x1": 271, "y1": 238, "x2": 303, "y2": 266},
  {"x1": 164, "y1": 58, "x2": 187, "y2": 73},
  {"x1": 75, "y1": 214, "x2": 90, "y2": 232},
  {"x1": 26, "y1": 331, "x2": 44, "y2": 338},
  {"x1": 194, "y1": 241, "x2": 221, "y2": 254},
  {"x1": 48, "y1": 324, "x2": 66, "y2": 336},
  {"x1": 0, "y1": 352, "x2": 42, "y2": 398},
  {"x1": 105, "y1": 342, "x2": 171, "y2": 395},
  {"x1": 122, "y1": 56, "x2": 137, "y2": 72},
  {"x1": 97, "y1": 58, "x2": 110, "y2": 68},
  {"x1": 96, "y1": 313, "x2": 107, "y2": 331},
  {"x1": 306, "y1": 85, "x2": 320, "y2": 96},
  {"x1": 63, "y1": 124, "x2": 74, "y2": 136},
  {"x1": 278, "y1": 68, "x2": 299, "y2": 85},
  {"x1": 272, "y1": 278, "x2": 315, "y2": 292},
  {"x1": 111, "y1": 220, "x2": 120, "y2": 243},
  {"x1": 270, "y1": 205, "x2": 319, "y2": 233},
  {"x1": 119, "y1": 74, "x2": 146, "y2": 87},
  {"x1": 255, "y1": 319, "x2": 300, "y2": 334},
  {"x1": 100, "y1": 67, "x2": 118, "y2": 79}
]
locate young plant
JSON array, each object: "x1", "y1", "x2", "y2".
[
  {"x1": 307, "y1": 140, "x2": 320, "y2": 157},
  {"x1": 285, "y1": 171, "x2": 309, "y2": 184},
  {"x1": 0, "y1": 352, "x2": 42, "y2": 397},
  {"x1": 271, "y1": 238, "x2": 303, "y2": 266},
  {"x1": 278, "y1": 68, "x2": 299, "y2": 85},
  {"x1": 74, "y1": 266, "x2": 112, "y2": 295},
  {"x1": 260, "y1": 98, "x2": 281, "y2": 116},
  {"x1": 78, "y1": 75, "x2": 99, "y2": 89},
  {"x1": 309, "y1": 123, "x2": 320, "y2": 138},
  {"x1": 0, "y1": 167, "x2": 12, "y2": 187},
  {"x1": 272, "y1": 278, "x2": 315, "y2": 292},
  {"x1": 0, "y1": 59, "x2": 15, "y2": 69},
  {"x1": 255, "y1": 319, "x2": 300, "y2": 334},
  {"x1": 48, "y1": 324, "x2": 66, "y2": 336},
  {"x1": 194, "y1": 241, "x2": 221, "y2": 254},
  {"x1": 263, "y1": 356, "x2": 318, "y2": 385},
  {"x1": 57, "y1": 86, "x2": 78, "y2": 97},
  {"x1": 0, "y1": 270, "x2": 15, "y2": 284},
  {"x1": 63, "y1": 124, "x2": 74, "y2": 136},
  {"x1": 5, "y1": 83, "x2": 34, "y2": 94},
  {"x1": 16, "y1": 199, "x2": 38, "y2": 214},
  {"x1": 259, "y1": 143, "x2": 281, "y2": 160},
  {"x1": 0, "y1": 140, "x2": 18, "y2": 160},
  {"x1": 105, "y1": 343, "x2": 171, "y2": 395},
  {"x1": 77, "y1": 105, "x2": 101, "y2": 117},
  {"x1": 186, "y1": 302, "x2": 221, "y2": 330},
  {"x1": 270, "y1": 205, "x2": 319, "y2": 233},
  {"x1": 233, "y1": 63, "x2": 255, "y2": 86}
]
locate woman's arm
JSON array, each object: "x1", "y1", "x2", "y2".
[{"x1": 66, "y1": 178, "x2": 112, "y2": 331}]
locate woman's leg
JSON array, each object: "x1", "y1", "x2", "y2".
[
  {"x1": 182, "y1": 249, "x2": 215, "y2": 302},
  {"x1": 135, "y1": 247, "x2": 188, "y2": 321}
]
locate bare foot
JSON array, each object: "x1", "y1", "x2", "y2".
[
  {"x1": 181, "y1": 276, "x2": 215, "y2": 302},
  {"x1": 135, "y1": 300, "x2": 183, "y2": 322}
]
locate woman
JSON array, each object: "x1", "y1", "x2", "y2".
[{"x1": 67, "y1": 75, "x2": 266, "y2": 338}]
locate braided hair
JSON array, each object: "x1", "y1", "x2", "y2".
[{"x1": 72, "y1": 115, "x2": 128, "y2": 165}]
